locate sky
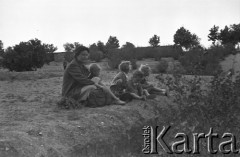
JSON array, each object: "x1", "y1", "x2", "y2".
[{"x1": 0, "y1": 0, "x2": 239, "y2": 52}]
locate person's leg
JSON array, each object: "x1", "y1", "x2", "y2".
[
  {"x1": 102, "y1": 86, "x2": 126, "y2": 105},
  {"x1": 79, "y1": 85, "x2": 97, "y2": 101},
  {"x1": 143, "y1": 89, "x2": 157, "y2": 99},
  {"x1": 147, "y1": 86, "x2": 167, "y2": 96},
  {"x1": 143, "y1": 89, "x2": 150, "y2": 96},
  {"x1": 119, "y1": 92, "x2": 134, "y2": 102}
]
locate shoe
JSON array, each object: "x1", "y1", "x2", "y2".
[
  {"x1": 146, "y1": 94, "x2": 157, "y2": 99},
  {"x1": 115, "y1": 99, "x2": 126, "y2": 105}
]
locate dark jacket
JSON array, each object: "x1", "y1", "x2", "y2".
[{"x1": 62, "y1": 59, "x2": 94, "y2": 98}]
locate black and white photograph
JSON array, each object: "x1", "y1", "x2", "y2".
[{"x1": 0, "y1": 0, "x2": 240, "y2": 156}]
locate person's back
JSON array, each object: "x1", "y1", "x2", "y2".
[
  {"x1": 112, "y1": 72, "x2": 127, "y2": 87},
  {"x1": 111, "y1": 61, "x2": 131, "y2": 96}
]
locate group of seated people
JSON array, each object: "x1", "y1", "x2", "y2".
[{"x1": 62, "y1": 46, "x2": 167, "y2": 107}]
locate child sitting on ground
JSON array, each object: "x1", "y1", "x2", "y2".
[
  {"x1": 88, "y1": 63, "x2": 126, "y2": 105},
  {"x1": 139, "y1": 64, "x2": 167, "y2": 96},
  {"x1": 124, "y1": 70, "x2": 157, "y2": 102},
  {"x1": 110, "y1": 61, "x2": 131, "y2": 99}
]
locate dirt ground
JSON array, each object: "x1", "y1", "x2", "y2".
[
  {"x1": 0, "y1": 61, "x2": 168, "y2": 157},
  {"x1": 0, "y1": 56, "x2": 239, "y2": 157}
]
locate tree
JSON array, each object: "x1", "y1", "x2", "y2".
[
  {"x1": 208, "y1": 23, "x2": 240, "y2": 50},
  {"x1": 174, "y1": 27, "x2": 201, "y2": 50},
  {"x1": 149, "y1": 35, "x2": 160, "y2": 47},
  {"x1": 1, "y1": 38, "x2": 55, "y2": 71},
  {"x1": 208, "y1": 25, "x2": 219, "y2": 45},
  {"x1": 89, "y1": 43, "x2": 98, "y2": 51},
  {"x1": 121, "y1": 42, "x2": 135, "y2": 49},
  {"x1": 220, "y1": 24, "x2": 240, "y2": 46},
  {"x1": 191, "y1": 34, "x2": 200, "y2": 48},
  {"x1": 105, "y1": 36, "x2": 119, "y2": 49},
  {"x1": 0, "y1": 40, "x2": 4, "y2": 56},
  {"x1": 63, "y1": 42, "x2": 82, "y2": 52},
  {"x1": 89, "y1": 43, "x2": 104, "y2": 62},
  {"x1": 43, "y1": 43, "x2": 57, "y2": 53},
  {"x1": 230, "y1": 23, "x2": 240, "y2": 45},
  {"x1": 43, "y1": 44, "x2": 57, "y2": 63},
  {"x1": 97, "y1": 41, "x2": 106, "y2": 54},
  {"x1": 219, "y1": 26, "x2": 232, "y2": 45},
  {"x1": 63, "y1": 42, "x2": 83, "y2": 62}
]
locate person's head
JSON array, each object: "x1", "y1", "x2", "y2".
[
  {"x1": 89, "y1": 63, "x2": 101, "y2": 77},
  {"x1": 139, "y1": 64, "x2": 151, "y2": 77},
  {"x1": 131, "y1": 70, "x2": 144, "y2": 83},
  {"x1": 74, "y1": 46, "x2": 90, "y2": 63},
  {"x1": 118, "y1": 61, "x2": 131, "y2": 74}
]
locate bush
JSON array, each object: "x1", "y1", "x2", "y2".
[
  {"x1": 179, "y1": 48, "x2": 222, "y2": 75},
  {"x1": 130, "y1": 59, "x2": 137, "y2": 70},
  {"x1": 106, "y1": 50, "x2": 137, "y2": 70},
  {"x1": 107, "y1": 46, "x2": 182, "y2": 61},
  {"x1": 90, "y1": 50, "x2": 103, "y2": 62},
  {"x1": 157, "y1": 71, "x2": 240, "y2": 135},
  {"x1": 170, "y1": 62, "x2": 186, "y2": 74},
  {"x1": 1, "y1": 39, "x2": 55, "y2": 72},
  {"x1": 155, "y1": 60, "x2": 168, "y2": 73},
  {"x1": 45, "y1": 53, "x2": 54, "y2": 64},
  {"x1": 107, "y1": 51, "x2": 122, "y2": 69}
]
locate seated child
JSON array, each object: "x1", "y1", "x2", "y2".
[
  {"x1": 139, "y1": 64, "x2": 167, "y2": 96},
  {"x1": 88, "y1": 63, "x2": 126, "y2": 105},
  {"x1": 123, "y1": 70, "x2": 156, "y2": 102},
  {"x1": 110, "y1": 61, "x2": 131, "y2": 98},
  {"x1": 124, "y1": 70, "x2": 146, "y2": 101}
]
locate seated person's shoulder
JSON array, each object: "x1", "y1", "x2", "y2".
[
  {"x1": 67, "y1": 61, "x2": 77, "y2": 67},
  {"x1": 115, "y1": 72, "x2": 123, "y2": 78}
]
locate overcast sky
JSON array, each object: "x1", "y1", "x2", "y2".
[{"x1": 0, "y1": 0, "x2": 239, "y2": 51}]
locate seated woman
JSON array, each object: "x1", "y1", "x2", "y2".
[
  {"x1": 139, "y1": 64, "x2": 167, "y2": 96},
  {"x1": 88, "y1": 63, "x2": 126, "y2": 105},
  {"x1": 62, "y1": 46, "x2": 113, "y2": 107}
]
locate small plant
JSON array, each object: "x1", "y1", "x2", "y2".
[{"x1": 155, "y1": 60, "x2": 168, "y2": 73}]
